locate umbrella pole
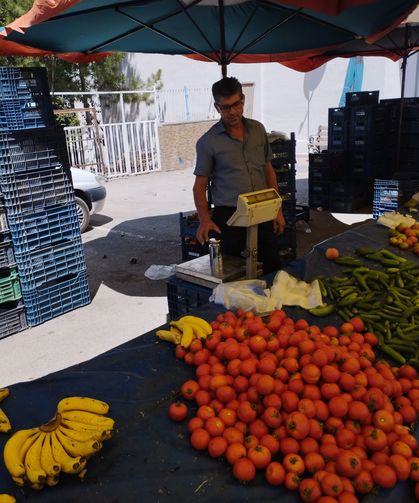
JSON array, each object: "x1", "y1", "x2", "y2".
[
  {"x1": 219, "y1": 0, "x2": 228, "y2": 77},
  {"x1": 396, "y1": 25, "x2": 410, "y2": 174}
]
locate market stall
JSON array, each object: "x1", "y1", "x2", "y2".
[{"x1": 0, "y1": 218, "x2": 418, "y2": 502}]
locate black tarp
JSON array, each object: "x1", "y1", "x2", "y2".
[{"x1": 0, "y1": 219, "x2": 417, "y2": 502}]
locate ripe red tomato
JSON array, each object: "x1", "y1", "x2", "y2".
[{"x1": 168, "y1": 401, "x2": 188, "y2": 421}]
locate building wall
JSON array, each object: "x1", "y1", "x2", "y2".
[{"x1": 158, "y1": 120, "x2": 217, "y2": 171}]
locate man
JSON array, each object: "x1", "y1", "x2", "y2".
[{"x1": 193, "y1": 76, "x2": 286, "y2": 275}]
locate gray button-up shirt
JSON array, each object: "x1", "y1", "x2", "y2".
[{"x1": 194, "y1": 117, "x2": 273, "y2": 207}]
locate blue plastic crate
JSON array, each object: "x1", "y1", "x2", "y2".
[
  {"x1": 0, "y1": 302, "x2": 27, "y2": 339},
  {"x1": 23, "y1": 270, "x2": 90, "y2": 326},
  {"x1": 0, "y1": 98, "x2": 55, "y2": 130},
  {"x1": 0, "y1": 166, "x2": 74, "y2": 216},
  {"x1": 7, "y1": 203, "x2": 80, "y2": 254},
  {"x1": 0, "y1": 127, "x2": 69, "y2": 174},
  {"x1": 15, "y1": 237, "x2": 86, "y2": 291},
  {"x1": 0, "y1": 67, "x2": 54, "y2": 130},
  {"x1": 372, "y1": 179, "x2": 399, "y2": 219}
]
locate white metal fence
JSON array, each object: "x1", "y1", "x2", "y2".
[
  {"x1": 64, "y1": 119, "x2": 160, "y2": 178},
  {"x1": 157, "y1": 87, "x2": 218, "y2": 123}
]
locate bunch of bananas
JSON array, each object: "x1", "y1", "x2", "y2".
[
  {"x1": 156, "y1": 315, "x2": 212, "y2": 348},
  {"x1": 0, "y1": 388, "x2": 12, "y2": 434},
  {"x1": 3, "y1": 396, "x2": 114, "y2": 490}
]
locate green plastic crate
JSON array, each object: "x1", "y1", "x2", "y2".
[{"x1": 0, "y1": 268, "x2": 21, "y2": 304}]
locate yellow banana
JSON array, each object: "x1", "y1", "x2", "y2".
[
  {"x1": 58, "y1": 424, "x2": 102, "y2": 442},
  {"x1": 0, "y1": 408, "x2": 12, "y2": 433},
  {"x1": 24, "y1": 432, "x2": 47, "y2": 486},
  {"x1": 180, "y1": 322, "x2": 194, "y2": 348},
  {"x1": 170, "y1": 326, "x2": 182, "y2": 343},
  {"x1": 50, "y1": 431, "x2": 85, "y2": 475},
  {"x1": 178, "y1": 316, "x2": 212, "y2": 335},
  {"x1": 57, "y1": 397, "x2": 109, "y2": 416},
  {"x1": 0, "y1": 495, "x2": 16, "y2": 503},
  {"x1": 185, "y1": 322, "x2": 207, "y2": 340},
  {"x1": 55, "y1": 428, "x2": 101, "y2": 459},
  {"x1": 61, "y1": 410, "x2": 114, "y2": 429},
  {"x1": 46, "y1": 475, "x2": 60, "y2": 487},
  {"x1": 155, "y1": 329, "x2": 178, "y2": 344},
  {"x1": 0, "y1": 388, "x2": 10, "y2": 402},
  {"x1": 3, "y1": 428, "x2": 40, "y2": 480},
  {"x1": 40, "y1": 433, "x2": 61, "y2": 478},
  {"x1": 60, "y1": 418, "x2": 110, "y2": 439}
]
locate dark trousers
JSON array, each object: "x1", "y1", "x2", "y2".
[{"x1": 211, "y1": 206, "x2": 282, "y2": 275}]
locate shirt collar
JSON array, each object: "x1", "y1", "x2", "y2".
[{"x1": 214, "y1": 117, "x2": 248, "y2": 135}]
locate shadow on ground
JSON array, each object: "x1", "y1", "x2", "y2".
[{"x1": 83, "y1": 178, "x2": 372, "y2": 300}]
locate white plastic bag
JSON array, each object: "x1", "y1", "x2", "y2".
[
  {"x1": 144, "y1": 264, "x2": 176, "y2": 280},
  {"x1": 270, "y1": 270, "x2": 323, "y2": 309},
  {"x1": 210, "y1": 279, "x2": 276, "y2": 313}
]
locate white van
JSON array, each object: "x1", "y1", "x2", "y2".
[{"x1": 70, "y1": 168, "x2": 106, "y2": 232}]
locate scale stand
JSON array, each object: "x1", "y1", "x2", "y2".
[{"x1": 227, "y1": 188, "x2": 282, "y2": 279}]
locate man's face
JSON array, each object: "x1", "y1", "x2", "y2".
[{"x1": 214, "y1": 93, "x2": 244, "y2": 128}]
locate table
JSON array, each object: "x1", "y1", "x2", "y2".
[{"x1": 0, "y1": 219, "x2": 417, "y2": 502}]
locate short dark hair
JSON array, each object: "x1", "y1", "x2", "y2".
[{"x1": 212, "y1": 77, "x2": 243, "y2": 101}]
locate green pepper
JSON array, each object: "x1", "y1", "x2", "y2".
[
  {"x1": 380, "y1": 345, "x2": 406, "y2": 365},
  {"x1": 309, "y1": 303, "x2": 335, "y2": 317}
]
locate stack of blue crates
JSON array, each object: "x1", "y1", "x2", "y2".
[{"x1": 0, "y1": 67, "x2": 90, "y2": 327}]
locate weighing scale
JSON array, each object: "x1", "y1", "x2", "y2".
[{"x1": 175, "y1": 188, "x2": 282, "y2": 288}]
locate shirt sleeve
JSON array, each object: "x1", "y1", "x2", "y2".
[{"x1": 194, "y1": 136, "x2": 214, "y2": 177}]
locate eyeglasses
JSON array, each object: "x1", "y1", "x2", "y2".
[{"x1": 215, "y1": 98, "x2": 244, "y2": 113}]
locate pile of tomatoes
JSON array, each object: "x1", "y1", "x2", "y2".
[{"x1": 168, "y1": 309, "x2": 419, "y2": 503}]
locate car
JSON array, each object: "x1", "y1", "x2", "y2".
[{"x1": 70, "y1": 167, "x2": 107, "y2": 232}]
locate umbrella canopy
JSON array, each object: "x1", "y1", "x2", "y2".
[{"x1": 0, "y1": 0, "x2": 418, "y2": 76}]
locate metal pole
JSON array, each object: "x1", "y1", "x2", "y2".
[
  {"x1": 218, "y1": 0, "x2": 227, "y2": 77},
  {"x1": 245, "y1": 225, "x2": 258, "y2": 279},
  {"x1": 396, "y1": 24, "x2": 410, "y2": 174}
]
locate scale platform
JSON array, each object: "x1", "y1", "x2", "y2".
[{"x1": 175, "y1": 254, "x2": 263, "y2": 289}]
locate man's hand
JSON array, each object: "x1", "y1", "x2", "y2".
[
  {"x1": 196, "y1": 219, "x2": 221, "y2": 245},
  {"x1": 273, "y1": 209, "x2": 286, "y2": 235}
]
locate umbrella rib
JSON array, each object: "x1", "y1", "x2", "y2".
[
  {"x1": 85, "y1": 5, "x2": 219, "y2": 64},
  {"x1": 229, "y1": 8, "x2": 302, "y2": 63},
  {"x1": 228, "y1": 4, "x2": 259, "y2": 59},
  {"x1": 175, "y1": 0, "x2": 219, "y2": 57}
]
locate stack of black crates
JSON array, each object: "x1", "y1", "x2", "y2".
[
  {"x1": 0, "y1": 67, "x2": 90, "y2": 329},
  {"x1": 270, "y1": 132, "x2": 298, "y2": 264},
  {"x1": 309, "y1": 91, "x2": 419, "y2": 212}
]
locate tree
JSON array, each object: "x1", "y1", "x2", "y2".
[{"x1": 0, "y1": 0, "x2": 163, "y2": 125}]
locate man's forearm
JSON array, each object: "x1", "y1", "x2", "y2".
[
  {"x1": 264, "y1": 162, "x2": 279, "y2": 193},
  {"x1": 193, "y1": 184, "x2": 211, "y2": 223}
]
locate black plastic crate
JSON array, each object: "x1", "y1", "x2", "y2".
[
  {"x1": 296, "y1": 205, "x2": 310, "y2": 222},
  {"x1": 179, "y1": 212, "x2": 200, "y2": 239},
  {"x1": 329, "y1": 195, "x2": 369, "y2": 213},
  {"x1": 0, "y1": 241, "x2": 15, "y2": 269},
  {"x1": 0, "y1": 127, "x2": 69, "y2": 174},
  {"x1": 0, "y1": 302, "x2": 27, "y2": 340},
  {"x1": 277, "y1": 227, "x2": 296, "y2": 249},
  {"x1": 23, "y1": 270, "x2": 90, "y2": 326},
  {"x1": 181, "y1": 237, "x2": 209, "y2": 262},
  {"x1": 277, "y1": 169, "x2": 296, "y2": 193},
  {"x1": 278, "y1": 247, "x2": 297, "y2": 265},
  {"x1": 16, "y1": 237, "x2": 86, "y2": 292},
  {"x1": 271, "y1": 160, "x2": 295, "y2": 174},
  {"x1": 166, "y1": 277, "x2": 212, "y2": 319},
  {"x1": 0, "y1": 166, "x2": 74, "y2": 216},
  {"x1": 269, "y1": 133, "x2": 296, "y2": 164},
  {"x1": 346, "y1": 91, "x2": 379, "y2": 107},
  {"x1": 330, "y1": 181, "x2": 371, "y2": 199},
  {"x1": 328, "y1": 108, "x2": 348, "y2": 150},
  {"x1": 281, "y1": 198, "x2": 297, "y2": 225},
  {"x1": 309, "y1": 188, "x2": 330, "y2": 209},
  {"x1": 7, "y1": 202, "x2": 80, "y2": 255}
]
